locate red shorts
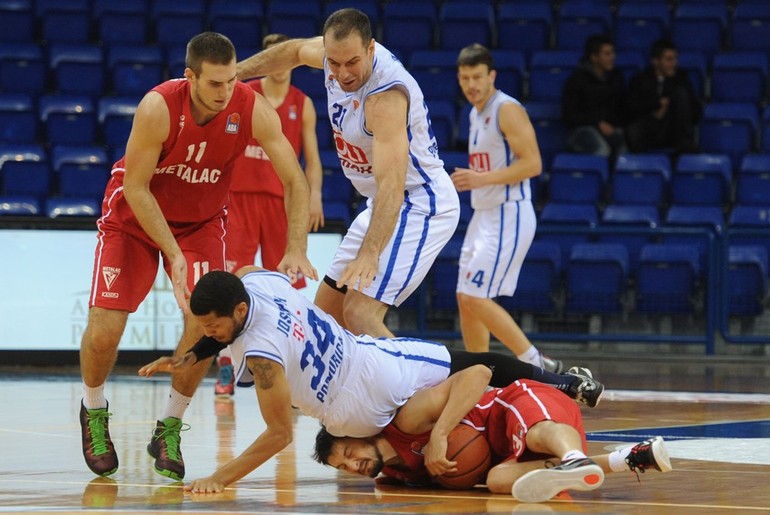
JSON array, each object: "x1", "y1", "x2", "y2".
[
  {"x1": 88, "y1": 214, "x2": 227, "y2": 312},
  {"x1": 225, "y1": 191, "x2": 305, "y2": 289},
  {"x1": 464, "y1": 380, "x2": 586, "y2": 463}
]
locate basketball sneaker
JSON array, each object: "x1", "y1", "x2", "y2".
[
  {"x1": 79, "y1": 401, "x2": 119, "y2": 476},
  {"x1": 215, "y1": 356, "x2": 235, "y2": 396},
  {"x1": 625, "y1": 436, "x2": 672, "y2": 476},
  {"x1": 565, "y1": 366, "x2": 605, "y2": 408},
  {"x1": 147, "y1": 417, "x2": 189, "y2": 480},
  {"x1": 542, "y1": 355, "x2": 564, "y2": 374},
  {"x1": 512, "y1": 457, "x2": 605, "y2": 503}
]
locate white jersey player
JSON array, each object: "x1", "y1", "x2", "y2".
[
  {"x1": 451, "y1": 44, "x2": 562, "y2": 373},
  {"x1": 235, "y1": 8, "x2": 460, "y2": 338}
]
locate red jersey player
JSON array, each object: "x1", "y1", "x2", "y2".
[
  {"x1": 78, "y1": 32, "x2": 317, "y2": 482},
  {"x1": 315, "y1": 378, "x2": 672, "y2": 502}
]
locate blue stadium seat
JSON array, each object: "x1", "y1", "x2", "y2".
[
  {"x1": 566, "y1": 243, "x2": 629, "y2": 314},
  {"x1": 99, "y1": 97, "x2": 139, "y2": 149},
  {"x1": 51, "y1": 145, "x2": 109, "y2": 203},
  {"x1": 537, "y1": 202, "x2": 598, "y2": 265},
  {"x1": 614, "y1": 50, "x2": 645, "y2": 84},
  {"x1": 728, "y1": 205, "x2": 770, "y2": 261},
  {"x1": 324, "y1": 0, "x2": 379, "y2": 27},
  {"x1": 426, "y1": 100, "x2": 456, "y2": 152},
  {"x1": 440, "y1": 150, "x2": 467, "y2": 173},
  {"x1": 549, "y1": 153, "x2": 608, "y2": 204},
  {"x1": 699, "y1": 103, "x2": 760, "y2": 169},
  {"x1": 763, "y1": 108, "x2": 770, "y2": 153},
  {"x1": 501, "y1": 240, "x2": 561, "y2": 313},
  {"x1": 107, "y1": 45, "x2": 164, "y2": 97},
  {"x1": 611, "y1": 153, "x2": 671, "y2": 206},
  {"x1": 672, "y1": 153, "x2": 732, "y2": 206},
  {"x1": 45, "y1": 197, "x2": 100, "y2": 217},
  {"x1": 555, "y1": 1, "x2": 612, "y2": 51},
  {"x1": 735, "y1": 154, "x2": 770, "y2": 206},
  {"x1": 529, "y1": 50, "x2": 581, "y2": 102},
  {"x1": 0, "y1": 43, "x2": 45, "y2": 95},
  {"x1": 151, "y1": 0, "x2": 206, "y2": 50},
  {"x1": 36, "y1": 0, "x2": 90, "y2": 44},
  {"x1": 615, "y1": 2, "x2": 669, "y2": 53},
  {"x1": 0, "y1": 0, "x2": 34, "y2": 43},
  {"x1": 710, "y1": 52, "x2": 768, "y2": 104},
  {"x1": 663, "y1": 205, "x2": 724, "y2": 274},
  {"x1": 497, "y1": 2, "x2": 552, "y2": 58},
  {"x1": 726, "y1": 245, "x2": 768, "y2": 316},
  {"x1": 0, "y1": 195, "x2": 40, "y2": 215},
  {"x1": 320, "y1": 158, "x2": 352, "y2": 204},
  {"x1": 677, "y1": 51, "x2": 708, "y2": 99},
  {"x1": 49, "y1": 44, "x2": 105, "y2": 97},
  {"x1": 0, "y1": 93, "x2": 36, "y2": 143},
  {"x1": 731, "y1": 3, "x2": 770, "y2": 52},
  {"x1": 526, "y1": 101, "x2": 567, "y2": 168},
  {"x1": 438, "y1": 2, "x2": 493, "y2": 50},
  {"x1": 267, "y1": 0, "x2": 321, "y2": 39},
  {"x1": 290, "y1": 68, "x2": 326, "y2": 103},
  {"x1": 313, "y1": 100, "x2": 333, "y2": 151},
  {"x1": 0, "y1": 143, "x2": 49, "y2": 202},
  {"x1": 455, "y1": 103, "x2": 472, "y2": 150},
  {"x1": 600, "y1": 204, "x2": 660, "y2": 273},
  {"x1": 491, "y1": 51, "x2": 526, "y2": 101},
  {"x1": 637, "y1": 244, "x2": 700, "y2": 314},
  {"x1": 409, "y1": 50, "x2": 461, "y2": 102},
  {"x1": 671, "y1": 4, "x2": 727, "y2": 57},
  {"x1": 93, "y1": 0, "x2": 148, "y2": 46},
  {"x1": 382, "y1": 2, "x2": 436, "y2": 61},
  {"x1": 39, "y1": 95, "x2": 96, "y2": 145},
  {"x1": 208, "y1": 0, "x2": 264, "y2": 50}
]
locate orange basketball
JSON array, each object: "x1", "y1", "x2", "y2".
[{"x1": 435, "y1": 424, "x2": 491, "y2": 490}]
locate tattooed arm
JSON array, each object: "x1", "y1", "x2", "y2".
[{"x1": 185, "y1": 357, "x2": 294, "y2": 493}]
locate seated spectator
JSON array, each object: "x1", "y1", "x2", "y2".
[
  {"x1": 625, "y1": 39, "x2": 701, "y2": 155},
  {"x1": 562, "y1": 34, "x2": 627, "y2": 159}
]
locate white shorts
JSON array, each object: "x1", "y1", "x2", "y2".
[
  {"x1": 326, "y1": 174, "x2": 460, "y2": 306},
  {"x1": 321, "y1": 337, "x2": 451, "y2": 437},
  {"x1": 457, "y1": 200, "x2": 536, "y2": 298}
]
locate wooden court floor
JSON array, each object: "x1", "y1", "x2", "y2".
[{"x1": 1, "y1": 355, "x2": 769, "y2": 514}]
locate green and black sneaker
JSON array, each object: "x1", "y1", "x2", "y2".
[
  {"x1": 79, "y1": 401, "x2": 119, "y2": 476},
  {"x1": 147, "y1": 417, "x2": 189, "y2": 480}
]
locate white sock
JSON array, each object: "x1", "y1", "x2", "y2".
[
  {"x1": 517, "y1": 345, "x2": 543, "y2": 367},
  {"x1": 82, "y1": 383, "x2": 107, "y2": 410},
  {"x1": 561, "y1": 450, "x2": 588, "y2": 462},
  {"x1": 609, "y1": 447, "x2": 632, "y2": 472},
  {"x1": 160, "y1": 387, "x2": 192, "y2": 421}
]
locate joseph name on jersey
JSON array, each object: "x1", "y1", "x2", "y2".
[
  {"x1": 468, "y1": 90, "x2": 532, "y2": 210},
  {"x1": 323, "y1": 43, "x2": 448, "y2": 199}
]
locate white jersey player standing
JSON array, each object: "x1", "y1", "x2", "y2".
[
  {"x1": 236, "y1": 8, "x2": 461, "y2": 338},
  {"x1": 450, "y1": 44, "x2": 561, "y2": 372}
]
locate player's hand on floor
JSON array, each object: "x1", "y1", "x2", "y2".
[{"x1": 184, "y1": 476, "x2": 226, "y2": 494}]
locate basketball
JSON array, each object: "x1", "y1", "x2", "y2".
[{"x1": 435, "y1": 424, "x2": 491, "y2": 490}]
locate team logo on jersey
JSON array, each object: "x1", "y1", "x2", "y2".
[
  {"x1": 484, "y1": 116, "x2": 491, "y2": 126},
  {"x1": 353, "y1": 99, "x2": 360, "y2": 110},
  {"x1": 102, "y1": 266, "x2": 121, "y2": 291},
  {"x1": 469, "y1": 152, "x2": 491, "y2": 172},
  {"x1": 225, "y1": 112, "x2": 240, "y2": 134},
  {"x1": 333, "y1": 130, "x2": 372, "y2": 174},
  {"x1": 288, "y1": 105, "x2": 298, "y2": 121}
]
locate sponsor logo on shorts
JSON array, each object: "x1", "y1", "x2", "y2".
[
  {"x1": 102, "y1": 266, "x2": 121, "y2": 290},
  {"x1": 101, "y1": 292, "x2": 119, "y2": 298}
]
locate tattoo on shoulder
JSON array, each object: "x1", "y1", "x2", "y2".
[{"x1": 247, "y1": 357, "x2": 276, "y2": 389}]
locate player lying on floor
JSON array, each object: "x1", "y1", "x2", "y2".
[
  {"x1": 139, "y1": 267, "x2": 603, "y2": 493},
  {"x1": 314, "y1": 377, "x2": 672, "y2": 502}
]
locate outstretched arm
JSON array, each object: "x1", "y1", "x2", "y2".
[
  {"x1": 237, "y1": 37, "x2": 325, "y2": 80},
  {"x1": 301, "y1": 96, "x2": 324, "y2": 232},
  {"x1": 185, "y1": 357, "x2": 294, "y2": 493},
  {"x1": 393, "y1": 365, "x2": 492, "y2": 477}
]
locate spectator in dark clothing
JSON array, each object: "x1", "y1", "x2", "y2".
[
  {"x1": 562, "y1": 34, "x2": 627, "y2": 159},
  {"x1": 625, "y1": 39, "x2": 701, "y2": 155}
]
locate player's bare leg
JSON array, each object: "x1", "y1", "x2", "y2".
[
  {"x1": 342, "y1": 289, "x2": 393, "y2": 338},
  {"x1": 314, "y1": 280, "x2": 347, "y2": 329},
  {"x1": 457, "y1": 292, "x2": 491, "y2": 352},
  {"x1": 79, "y1": 307, "x2": 129, "y2": 476}
]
